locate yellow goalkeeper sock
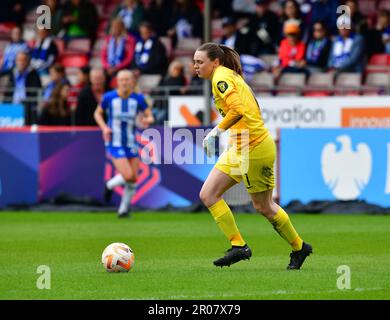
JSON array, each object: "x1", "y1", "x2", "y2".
[
  {"x1": 269, "y1": 207, "x2": 303, "y2": 251},
  {"x1": 208, "y1": 199, "x2": 246, "y2": 247}
]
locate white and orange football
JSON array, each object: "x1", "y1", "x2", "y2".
[{"x1": 101, "y1": 242, "x2": 135, "y2": 273}]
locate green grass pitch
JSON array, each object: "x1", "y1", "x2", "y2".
[{"x1": 0, "y1": 211, "x2": 389, "y2": 300}]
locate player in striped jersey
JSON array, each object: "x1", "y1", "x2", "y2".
[{"x1": 94, "y1": 70, "x2": 154, "y2": 217}]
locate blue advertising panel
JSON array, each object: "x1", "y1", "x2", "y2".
[
  {"x1": 280, "y1": 129, "x2": 390, "y2": 207},
  {"x1": 0, "y1": 104, "x2": 24, "y2": 127},
  {"x1": 0, "y1": 132, "x2": 39, "y2": 207}
]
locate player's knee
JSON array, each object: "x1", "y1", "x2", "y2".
[
  {"x1": 199, "y1": 189, "x2": 214, "y2": 208},
  {"x1": 253, "y1": 202, "x2": 273, "y2": 218},
  {"x1": 123, "y1": 173, "x2": 136, "y2": 184}
]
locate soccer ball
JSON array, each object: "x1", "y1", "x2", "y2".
[{"x1": 101, "y1": 242, "x2": 135, "y2": 273}]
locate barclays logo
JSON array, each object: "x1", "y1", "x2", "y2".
[{"x1": 321, "y1": 135, "x2": 372, "y2": 200}]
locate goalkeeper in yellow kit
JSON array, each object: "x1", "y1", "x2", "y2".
[{"x1": 194, "y1": 43, "x2": 312, "y2": 269}]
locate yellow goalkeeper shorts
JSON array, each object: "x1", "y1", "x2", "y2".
[{"x1": 215, "y1": 134, "x2": 276, "y2": 193}]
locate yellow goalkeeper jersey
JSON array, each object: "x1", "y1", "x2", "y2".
[{"x1": 212, "y1": 65, "x2": 269, "y2": 152}]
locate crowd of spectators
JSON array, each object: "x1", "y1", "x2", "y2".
[{"x1": 0, "y1": 0, "x2": 390, "y2": 126}]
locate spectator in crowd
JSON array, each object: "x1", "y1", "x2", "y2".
[
  {"x1": 30, "y1": 28, "x2": 59, "y2": 75},
  {"x1": 219, "y1": 16, "x2": 255, "y2": 56},
  {"x1": 42, "y1": 63, "x2": 69, "y2": 103},
  {"x1": 60, "y1": 0, "x2": 98, "y2": 45},
  {"x1": 132, "y1": 22, "x2": 168, "y2": 75},
  {"x1": 249, "y1": 0, "x2": 281, "y2": 55},
  {"x1": 1, "y1": 25, "x2": 29, "y2": 72},
  {"x1": 44, "y1": 0, "x2": 64, "y2": 36},
  {"x1": 240, "y1": 54, "x2": 267, "y2": 81},
  {"x1": 109, "y1": 0, "x2": 145, "y2": 36},
  {"x1": 39, "y1": 82, "x2": 72, "y2": 126},
  {"x1": 144, "y1": 0, "x2": 173, "y2": 37},
  {"x1": 157, "y1": 60, "x2": 186, "y2": 95},
  {"x1": 182, "y1": 60, "x2": 203, "y2": 95},
  {"x1": 345, "y1": 0, "x2": 368, "y2": 37},
  {"x1": 0, "y1": 0, "x2": 27, "y2": 26},
  {"x1": 328, "y1": 21, "x2": 365, "y2": 74},
  {"x1": 273, "y1": 20, "x2": 307, "y2": 78},
  {"x1": 304, "y1": 21, "x2": 331, "y2": 73},
  {"x1": 308, "y1": 0, "x2": 340, "y2": 36},
  {"x1": 0, "y1": 51, "x2": 42, "y2": 125},
  {"x1": 75, "y1": 68, "x2": 108, "y2": 126},
  {"x1": 367, "y1": 9, "x2": 390, "y2": 56},
  {"x1": 101, "y1": 18, "x2": 136, "y2": 78},
  {"x1": 167, "y1": 0, "x2": 203, "y2": 46},
  {"x1": 68, "y1": 65, "x2": 90, "y2": 110},
  {"x1": 152, "y1": 60, "x2": 186, "y2": 123},
  {"x1": 212, "y1": 0, "x2": 233, "y2": 19},
  {"x1": 280, "y1": 0, "x2": 307, "y2": 42}
]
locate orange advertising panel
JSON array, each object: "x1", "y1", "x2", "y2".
[{"x1": 342, "y1": 107, "x2": 390, "y2": 127}]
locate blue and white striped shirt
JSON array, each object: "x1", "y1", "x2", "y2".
[{"x1": 101, "y1": 90, "x2": 148, "y2": 148}]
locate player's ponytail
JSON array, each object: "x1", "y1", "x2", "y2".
[{"x1": 197, "y1": 42, "x2": 243, "y2": 77}]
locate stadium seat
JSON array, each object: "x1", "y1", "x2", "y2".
[
  {"x1": 54, "y1": 39, "x2": 65, "y2": 56},
  {"x1": 65, "y1": 38, "x2": 91, "y2": 55},
  {"x1": 259, "y1": 54, "x2": 278, "y2": 69},
  {"x1": 174, "y1": 37, "x2": 202, "y2": 56},
  {"x1": 0, "y1": 23, "x2": 13, "y2": 40},
  {"x1": 303, "y1": 72, "x2": 334, "y2": 96},
  {"x1": 334, "y1": 72, "x2": 362, "y2": 95},
  {"x1": 137, "y1": 74, "x2": 162, "y2": 93},
  {"x1": 159, "y1": 36, "x2": 173, "y2": 59},
  {"x1": 60, "y1": 54, "x2": 89, "y2": 68},
  {"x1": 276, "y1": 73, "x2": 306, "y2": 95},
  {"x1": 250, "y1": 72, "x2": 274, "y2": 94},
  {"x1": 366, "y1": 54, "x2": 390, "y2": 73},
  {"x1": 362, "y1": 72, "x2": 390, "y2": 95}
]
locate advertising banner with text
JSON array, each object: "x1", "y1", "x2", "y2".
[{"x1": 169, "y1": 96, "x2": 390, "y2": 137}]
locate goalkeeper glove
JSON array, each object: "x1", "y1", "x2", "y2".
[{"x1": 203, "y1": 126, "x2": 225, "y2": 157}]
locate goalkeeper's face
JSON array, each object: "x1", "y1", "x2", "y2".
[{"x1": 193, "y1": 50, "x2": 219, "y2": 80}]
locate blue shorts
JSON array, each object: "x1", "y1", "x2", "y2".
[{"x1": 106, "y1": 146, "x2": 139, "y2": 159}]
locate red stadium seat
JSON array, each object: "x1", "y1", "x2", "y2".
[
  {"x1": 60, "y1": 54, "x2": 89, "y2": 68},
  {"x1": 65, "y1": 38, "x2": 91, "y2": 55},
  {"x1": 366, "y1": 54, "x2": 390, "y2": 73},
  {"x1": 54, "y1": 39, "x2": 65, "y2": 56}
]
